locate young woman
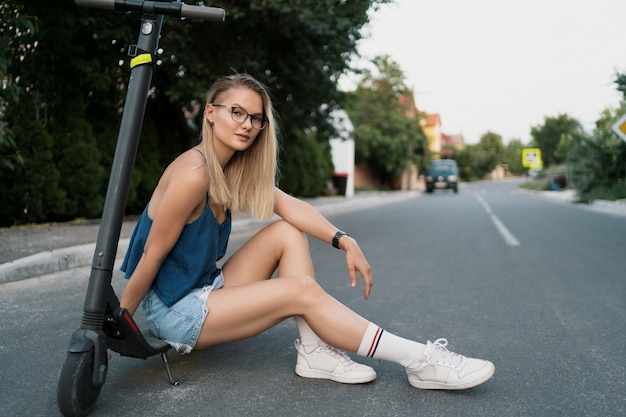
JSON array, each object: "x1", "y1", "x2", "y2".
[{"x1": 120, "y1": 73, "x2": 495, "y2": 389}]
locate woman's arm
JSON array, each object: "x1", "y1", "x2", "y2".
[
  {"x1": 273, "y1": 187, "x2": 373, "y2": 299},
  {"x1": 120, "y1": 161, "x2": 208, "y2": 314}
]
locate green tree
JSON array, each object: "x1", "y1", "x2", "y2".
[
  {"x1": 479, "y1": 131, "x2": 505, "y2": 168},
  {"x1": 456, "y1": 131, "x2": 504, "y2": 180},
  {"x1": 344, "y1": 56, "x2": 426, "y2": 187},
  {"x1": 280, "y1": 128, "x2": 333, "y2": 197},
  {"x1": 1, "y1": 0, "x2": 390, "y2": 224},
  {"x1": 456, "y1": 144, "x2": 488, "y2": 180},
  {"x1": 0, "y1": 1, "x2": 37, "y2": 177},
  {"x1": 0, "y1": 98, "x2": 65, "y2": 225},
  {"x1": 530, "y1": 114, "x2": 582, "y2": 167},
  {"x1": 50, "y1": 112, "x2": 106, "y2": 219},
  {"x1": 567, "y1": 105, "x2": 626, "y2": 202},
  {"x1": 1, "y1": 0, "x2": 135, "y2": 225},
  {"x1": 614, "y1": 72, "x2": 626, "y2": 99},
  {"x1": 502, "y1": 138, "x2": 526, "y2": 175}
]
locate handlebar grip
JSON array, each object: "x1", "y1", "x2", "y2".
[{"x1": 180, "y1": 3, "x2": 225, "y2": 22}]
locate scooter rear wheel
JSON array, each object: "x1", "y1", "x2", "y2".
[{"x1": 57, "y1": 350, "x2": 103, "y2": 417}]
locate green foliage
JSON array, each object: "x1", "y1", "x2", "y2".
[
  {"x1": 456, "y1": 131, "x2": 504, "y2": 180},
  {"x1": 479, "y1": 131, "x2": 505, "y2": 168},
  {"x1": 279, "y1": 129, "x2": 333, "y2": 197},
  {"x1": 615, "y1": 72, "x2": 626, "y2": 100},
  {"x1": 0, "y1": 2, "x2": 38, "y2": 104},
  {"x1": 0, "y1": 1, "x2": 37, "y2": 173},
  {"x1": 50, "y1": 111, "x2": 106, "y2": 219},
  {"x1": 1, "y1": 0, "x2": 136, "y2": 225},
  {"x1": 567, "y1": 106, "x2": 626, "y2": 202},
  {"x1": 518, "y1": 179, "x2": 552, "y2": 191},
  {"x1": 0, "y1": 124, "x2": 22, "y2": 173},
  {"x1": 530, "y1": 114, "x2": 582, "y2": 167},
  {"x1": 502, "y1": 139, "x2": 526, "y2": 175},
  {"x1": 1, "y1": 0, "x2": 389, "y2": 224},
  {"x1": 0, "y1": 98, "x2": 65, "y2": 226},
  {"x1": 343, "y1": 56, "x2": 427, "y2": 187}
]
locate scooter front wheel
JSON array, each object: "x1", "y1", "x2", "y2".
[{"x1": 57, "y1": 349, "x2": 104, "y2": 417}]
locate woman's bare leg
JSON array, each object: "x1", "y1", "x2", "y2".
[
  {"x1": 197, "y1": 219, "x2": 375, "y2": 384},
  {"x1": 220, "y1": 220, "x2": 316, "y2": 287},
  {"x1": 220, "y1": 220, "x2": 327, "y2": 346},
  {"x1": 196, "y1": 220, "x2": 370, "y2": 351},
  {"x1": 195, "y1": 274, "x2": 368, "y2": 350}
]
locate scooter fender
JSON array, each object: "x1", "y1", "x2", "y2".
[
  {"x1": 67, "y1": 329, "x2": 95, "y2": 353},
  {"x1": 66, "y1": 328, "x2": 109, "y2": 387}
]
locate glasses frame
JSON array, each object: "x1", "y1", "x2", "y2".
[{"x1": 211, "y1": 103, "x2": 268, "y2": 130}]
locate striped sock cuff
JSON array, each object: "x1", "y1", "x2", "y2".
[{"x1": 357, "y1": 322, "x2": 384, "y2": 358}]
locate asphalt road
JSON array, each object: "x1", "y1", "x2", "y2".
[{"x1": 1, "y1": 180, "x2": 625, "y2": 416}]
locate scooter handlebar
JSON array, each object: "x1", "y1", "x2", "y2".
[{"x1": 75, "y1": 0, "x2": 225, "y2": 22}]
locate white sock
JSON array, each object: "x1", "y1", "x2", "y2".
[
  {"x1": 357, "y1": 322, "x2": 426, "y2": 369},
  {"x1": 294, "y1": 316, "x2": 321, "y2": 348}
]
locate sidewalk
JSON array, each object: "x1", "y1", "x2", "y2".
[
  {"x1": 518, "y1": 187, "x2": 626, "y2": 216},
  {"x1": 0, "y1": 191, "x2": 418, "y2": 284}
]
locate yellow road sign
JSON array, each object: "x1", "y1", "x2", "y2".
[{"x1": 522, "y1": 148, "x2": 542, "y2": 169}]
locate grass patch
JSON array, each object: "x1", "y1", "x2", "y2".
[
  {"x1": 580, "y1": 183, "x2": 626, "y2": 203},
  {"x1": 519, "y1": 180, "x2": 552, "y2": 191}
]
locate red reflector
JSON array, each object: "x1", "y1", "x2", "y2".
[{"x1": 123, "y1": 310, "x2": 139, "y2": 333}]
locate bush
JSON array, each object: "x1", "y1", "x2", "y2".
[
  {"x1": 0, "y1": 99, "x2": 65, "y2": 226},
  {"x1": 279, "y1": 129, "x2": 332, "y2": 197},
  {"x1": 579, "y1": 183, "x2": 626, "y2": 203},
  {"x1": 566, "y1": 116, "x2": 626, "y2": 203},
  {"x1": 52, "y1": 116, "x2": 106, "y2": 220}
]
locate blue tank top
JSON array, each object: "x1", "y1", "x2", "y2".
[{"x1": 121, "y1": 200, "x2": 232, "y2": 307}]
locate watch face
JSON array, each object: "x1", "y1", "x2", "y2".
[{"x1": 333, "y1": 231, "x2": 347, "y2": 248}]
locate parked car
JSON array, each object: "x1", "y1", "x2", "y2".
[{"x1": 425, "y1": 159, "x2": 459, "y2": 193}]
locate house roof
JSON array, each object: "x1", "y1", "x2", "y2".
[{"x1": 441, "y1": 133, "x2": 465, "y2": 147}]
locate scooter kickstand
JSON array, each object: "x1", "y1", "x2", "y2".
[{"x1": 160, "y1": 351, "x2": 179, "y2": 386}]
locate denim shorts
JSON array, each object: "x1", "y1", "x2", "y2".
[{"x1": 142, "y1": 272, "x2": 224, "y2": 354}]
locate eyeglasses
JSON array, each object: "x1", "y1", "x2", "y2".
[{"x1": 211, "y1": 104, "x2": 268, "y2": 130}]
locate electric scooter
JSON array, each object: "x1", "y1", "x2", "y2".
[{"x1": 56, "y1": 2, "x2": 225, "y2": 416}]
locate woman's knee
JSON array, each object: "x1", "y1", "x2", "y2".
[
  {"x1": 268, "y1": 220, "x2": 309, "y2": 253},
  {"x1": 268, "y1": 220, "x2": 308, "y2": 248},
  {"x1": 288, "y1": 275, "x2": 325, "y2": 305}
]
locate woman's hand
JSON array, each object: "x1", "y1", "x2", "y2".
[
  {"x1": 339, "y1": 235, "x2": 373, "y2": 299},
  {"x1": 272, "y1": 188, "x2": 373, "y2": 298}
]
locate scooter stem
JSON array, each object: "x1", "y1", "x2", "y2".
[{"x1": 81, "y1": 12, "x2": 163, "y2": 328}]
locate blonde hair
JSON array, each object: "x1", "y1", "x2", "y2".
[{"x1": 200, "y1": 73, "x2": 278, "y2": 220}]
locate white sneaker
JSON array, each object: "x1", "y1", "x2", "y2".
[
  {"x1": 294, "y1": 339, "x2": 377, "y2": 384},
  {"x1": 406, "y1": 338, "x2": 495, "y2": 390}
]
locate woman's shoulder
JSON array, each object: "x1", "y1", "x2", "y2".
[
  {"x1": 165, "y1": 149, "x2": 208, "y2": 183},
  {"x1": 154, "y1": 149, "x2": 209, "y2": 200}
]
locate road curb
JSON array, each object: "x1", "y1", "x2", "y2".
[{"x1": 0, "y1": 241, "x2": 129, "y2": 285}]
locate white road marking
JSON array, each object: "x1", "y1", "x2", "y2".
[{"x1": 476, "y1": 195, "x2": 521, "y2": 246}]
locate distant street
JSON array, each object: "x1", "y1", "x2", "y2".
[{"x1": 1, "y1": 179, "x2": 625, "y2": 416}]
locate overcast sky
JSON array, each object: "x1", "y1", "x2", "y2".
[{"x1": 346, "y1": 0, "x2": 626, "y2": 144}]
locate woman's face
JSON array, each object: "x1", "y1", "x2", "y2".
[{"x1": 206, "y1": 87, "x2": 264, "y2": 159}]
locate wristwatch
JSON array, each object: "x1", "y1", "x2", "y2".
[{"x1": 332, "y1": 230, "x2": 349, "y2": 249}]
